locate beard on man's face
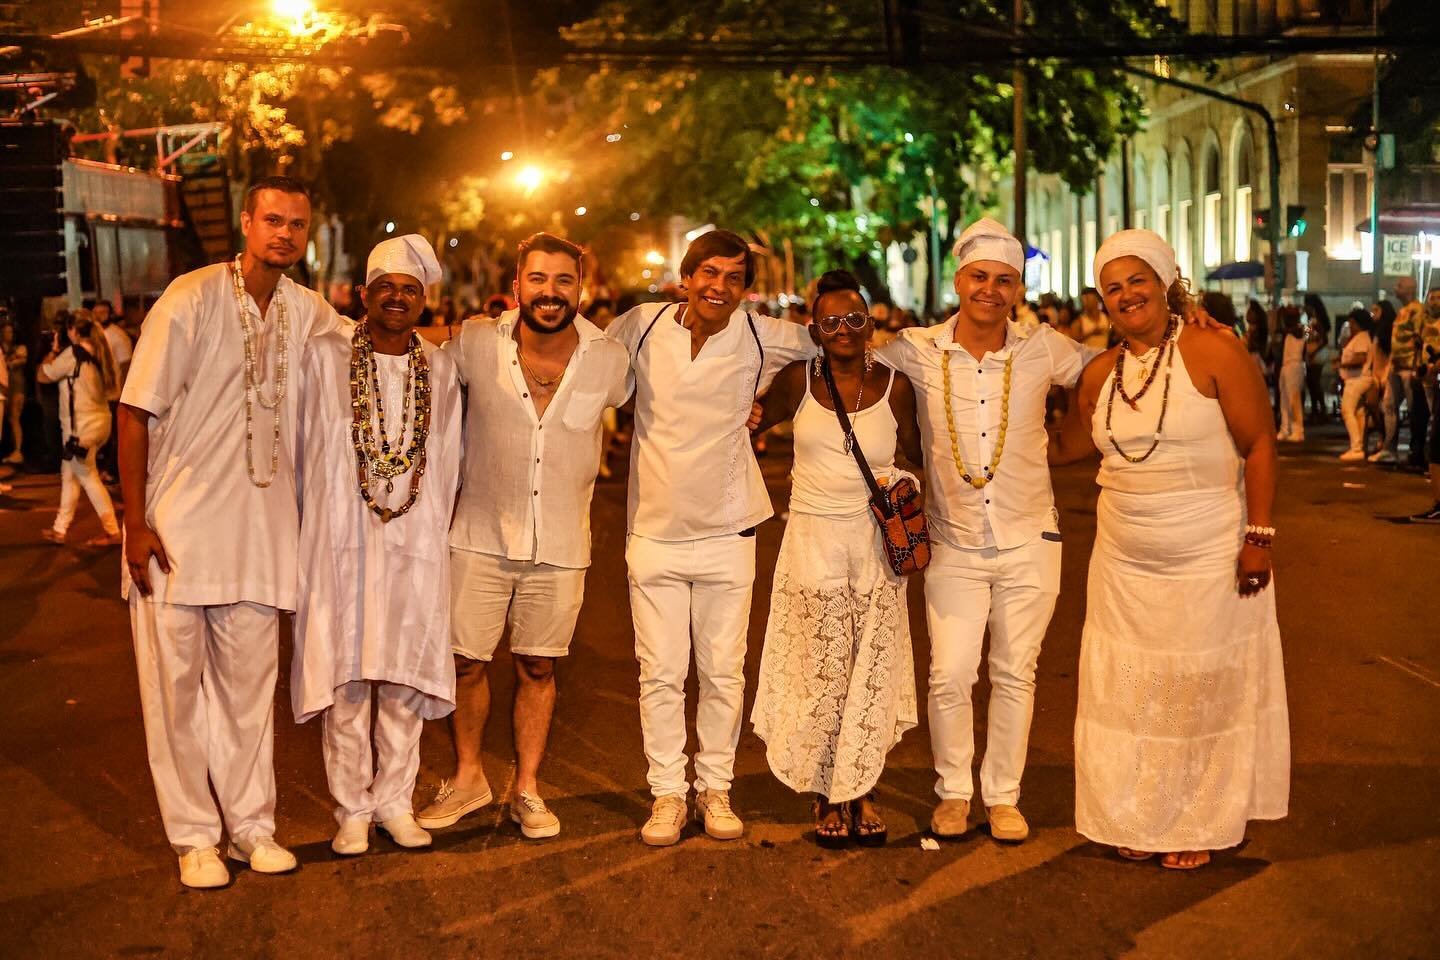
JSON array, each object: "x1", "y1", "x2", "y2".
[{"x1": 519, "y1": 295, "x2": 578, "y2": 334}]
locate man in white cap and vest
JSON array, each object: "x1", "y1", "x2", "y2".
[
  {"x1": 292, "y1": 234, "x2": 462, "y2": 856},
  {"x1": 874, "y1": 217, "x2": 1089, "y2": 844},
  {"x1": 118, "y1": 177, "x2": 341, "y2": 888}
]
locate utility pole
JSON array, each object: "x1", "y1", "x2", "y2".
[
  {"x1": 1370, "y1": 0, "x2": 1383, "y2": 304},
  {"x1": 1011, "y1": 0, "x2": 1026, "y2": 247}
]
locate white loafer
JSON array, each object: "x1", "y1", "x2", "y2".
[
  {"x1": 227, "y1": 836, "x2": 299, "y2": 874},
  {"x1": 379, "y1": 814, "x2": 432, "y2": 849},
  {"x1": 331, "y1": 818, "x2": 370, "y2": 856},
  {"x1": 178, "y1": 847, "x2": 230, "y2": 889}
]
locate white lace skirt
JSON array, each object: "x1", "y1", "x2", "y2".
[
  {"x1": 1074, "y1": 487, "x2": 1291, "y2": 852},
  {"x1": 751, "y1": 510, "x2": 917, "y2": 803}
]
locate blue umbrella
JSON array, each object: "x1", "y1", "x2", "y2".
[{"x1": 1206, "y1": 261, "x2": 1264, "y2": 281}]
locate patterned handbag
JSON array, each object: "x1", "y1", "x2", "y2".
[{"x1": 819, "y1": 357, "x2": 931, "y2": 576}]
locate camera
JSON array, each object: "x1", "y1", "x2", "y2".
[{"x1": 61, "y1": 436, "x2": 88, "y2": 461}]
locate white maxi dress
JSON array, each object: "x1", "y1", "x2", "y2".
[
  {"x1": 1076, "y1": 327, "x2": 1290, "y2": 852},
  {"x1": 752, "y1": 369, "x2": 918, "y2": 803}
]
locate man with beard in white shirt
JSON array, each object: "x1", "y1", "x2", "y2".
[
  {"x1": 607, "y1": 229, "x2": 812, "y2": 846},
  {"x1": 416, "y1": 233, "x2": 629, "y2": 840},
  {"x1": 873, "y1": 218, "x2": 1086, "y2": 846},
  {"x1": 118, "y1": 177, "x2": 341, "y2": 889},
  {"x1": 292, "y1": 234, "x2": 462, "y2": 856}
]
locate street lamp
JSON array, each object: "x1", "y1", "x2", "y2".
[
  {"x1": 272, "y1": 0, "x2": 316, "y2": 32},
  {"x1": 516, "y1": 164, "x2": 544, "y2": 195},
  {"x1": 644, "y1": 250, "x2": 665, "y2": 265}
]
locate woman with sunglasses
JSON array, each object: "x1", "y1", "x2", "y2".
[{"x1": 749, "y1": 270, "x2": 924, "y2": 847}]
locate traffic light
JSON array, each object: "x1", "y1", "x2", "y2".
[
  {"x1": 1252, "y1": 206, "x2": 1307, "y2": 240},
  {"x1": 0, "y1": 121, "x2": 67, "y2": 299}
]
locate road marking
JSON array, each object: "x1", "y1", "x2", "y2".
[{"x1": 1377, "y1": 655, "x2": 1440, "y2": 690}]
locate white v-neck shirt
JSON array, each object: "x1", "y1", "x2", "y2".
[{"x1": 608, "y1": 301, "x2": 813, "y2": 541}]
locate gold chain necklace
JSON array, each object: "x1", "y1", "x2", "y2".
[
  {"x1": 516, "y1": 346, "x2": 564, "y2": 389},
  {"x1": 941, "y1": 348, "x2": 1013, "y2": 489},
  {"x1": 349, "y1": 324, "x2": 431, "y2": 522},
  {"x1": 230, "y1": 255, "x2": 288, "y2": 488}
]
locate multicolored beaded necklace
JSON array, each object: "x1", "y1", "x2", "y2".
[
  {"x1": 349, "y1": 324, "x2": 432, "y2": 522},
  {"x1": 1104, "y1": 316, "x2": 1179, "y2": 464}
]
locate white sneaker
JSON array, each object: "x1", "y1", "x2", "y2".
[
  {"x1": 1368, "y1": 449, "x2": 1396, "y2": 463},
  {"x1": 640, "y1": 795, "x2": 687, "y2": 846},
  {"x1": 227, "y1": 836, "x2": 298, "y2": 874},
  {"x1": 331, "y1": 817, "x2": 370, "y2": 856},
  {"x1": 1339, "y1": 449, "x2": 1366, "y2": 462},
  {"x1": 509, "y1": 791, "x2": 561, "y2": 839},
  {"x1": 178, "y1": 846, "x2": 230, "y2": 889},
  {"x1": 379, "y1": 814, "x2": 432, "y2": 849},
  {"x1": 693, "y1": 789, "x2": 743, "y2": 840}
]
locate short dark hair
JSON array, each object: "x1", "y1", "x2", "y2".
[
  {"x1": 244, "y1": 176, "x2": 311, "y2": 214},
  {"x1": 811, "y1": 268, "x2": 864, "y2": 313},
  {"x1": 1201, "y1": 292, "x2": 1238, "y2": 327},
  {"x1": 515, "y1": 232, "x2": 583, "y2": 281},
  {"x1": 1080, "y1": 286, "x2": 1100, "y2": 299},
  {"x1": 680, "y1": 229, "x2": 755, "y2": 288}
]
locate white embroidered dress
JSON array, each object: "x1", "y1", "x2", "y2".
[
  {"x1": 1075, "y1": 327, "x2": 1290, "y2": 851},
  {"x1": 751, "y1": 368, "x2": 917, "y2": 802}
]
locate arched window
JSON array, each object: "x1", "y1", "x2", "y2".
[
  {"x1": 1134, "y1": 154, "x2": 1150, "y2": 232},
  {"x1": 1202, "y1": 140, "x2": 1223, "y2": 268},
  {"x1": 1232, "y1": 127, "x2": 1255, "y2": 262},
  {"x1": 1152, "y1": 147, "x2": 1171, "y2": 243},
  {"x1": 1174, "y1": 143, "x2": 1194, "y2": 281}
]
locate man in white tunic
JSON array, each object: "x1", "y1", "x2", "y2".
[
  {"x1": 607, "y1": 229, "x2": 812, "y2": 846},
  {"x1": 292, "y1": 235, "x2": 461, "y2": 855},
  {"x1": 118, "y1": 178, "x2": 341, "y2": 889},
  {"x1": 874, "y1": 218, "x2": 1086, "y2": 845},
  {"x1": 416, "y1": 233, "x2": 629, "y2": 840}
]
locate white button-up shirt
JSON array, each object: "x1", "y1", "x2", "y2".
[
  {"x1": 876, "y1": 317, "x2": 1087, "y2": 550},
  {"x1": 120, "y1": 262, "x2": 342, "y2": 607},
  {"x1": 446, "y1": 310, "x2": 630, "y2": 569},
  {"x1": 608, "y1": 301, "x2": 813, "y2": 541}
]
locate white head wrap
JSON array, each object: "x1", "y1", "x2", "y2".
[
  {"x1": 951, "y1": 217, "x2": 1025, "y2": 274},
  {"x1": 366, "y1": 234, "x2": 442, "y2": 288},
  {"x1": 1093, "y1": 229, "x2": 1178, "y2": 291}
]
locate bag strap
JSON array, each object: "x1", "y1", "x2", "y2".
[
  {"x1": 746, "y1": 312, "x2": 764, "y2": 399},
  {"x1": 634, "y1": 301, "x2": 678, "y2": 357},
  {"x1": 818, "y1": 356, "x2": 891, "y2": 517}
]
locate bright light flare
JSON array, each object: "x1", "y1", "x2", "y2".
[
  {"x1": 516, "y1": 165, "x2": 544, "y2": 194},
  {"x1": 272, "y1": 0, "x2": 316, "y2": 32},
  {"x1": 384, "y1": 221, "x2": 396, "y2": 234},
  {"x1": 575, "y1": 206, "x2": 587, "y2": 216},
  {"x1": 500, "y1": 151, "x2": 513, "y2": 161},
  {"x1": 644, "y1": 250, "x2": 665, "y2": 266}
]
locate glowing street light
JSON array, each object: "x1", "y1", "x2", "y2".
[
  {"x1": 272, "y1": 0, "x2": 316, "y2": 33},
  {"x1": 574, "y1": 206, "x2": 588, "y2": 216},
  {"x1": 384, "y1": 221, "x2": 396, "y2": 234},
  {"x1": 515, "y1": 164, "x2": 544, "y2": 195},
  {"x1": 644, "y1": 250, "x2": 665, "y2": 266},
  {"x1": 500, "y1": 151, "x2": 513, "y2": 161}
]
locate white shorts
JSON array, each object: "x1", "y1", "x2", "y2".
[{"x1": 449, "y1": 548, "x2": 587, "y2": 662}]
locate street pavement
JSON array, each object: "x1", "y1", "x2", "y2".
[{"x1": 0, "y1": 425, "x2": 1436, "y2": 959}]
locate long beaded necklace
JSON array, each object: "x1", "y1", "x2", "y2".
[
  {"x1": 230, "y1": 255, "x2": 289, "y2": 488},
  {"x1": 941, "y1": 348, "x2": 1013, "y2": 489},
  {"x1": 812, "y1": 351, "x2": 875, "y2": 452},
  {"x1": 1104, "y1": 317, "x2": 1179, "y2": 464},
  {"x1": 349, "y1": 323, "x2": 432, "y2": 522},
  {"x1": 1115, "y1": 317, "x2": 1176, "y2": 410}
]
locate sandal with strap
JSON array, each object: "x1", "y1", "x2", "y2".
[
  {"x1": 814, "y1": 797, "x2": 849, "y2": 849},
  {"x1": 1116, "y1": 847, "x2": 1155, "y2": 861},
  {"x1": 850, "y1": 793, "x2": 888, "y2": 848}
]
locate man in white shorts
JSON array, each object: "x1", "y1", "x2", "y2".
[{"x1": 416, "y1": 233, "x2": 629, "y2": 839}]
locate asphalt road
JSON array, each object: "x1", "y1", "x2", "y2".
[{"x1": 0, "y1": 425, "x2": 1436, "y2": 959}]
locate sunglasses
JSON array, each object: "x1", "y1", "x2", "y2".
[{"x1": 814, "y1": 312, "x2": 870, "y2": 334}]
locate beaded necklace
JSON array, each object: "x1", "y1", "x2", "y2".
[
  {"x1": 349, "y1": 323, "x2": 432, "y2": 522},
  {"x1": 941, "y1": 346, "x2": 1013, "y2": 489},
  {"x1": 1104, "y1": 317, "x2": 1179, "y2": 464},
  {"x1": 1114, "y1": 316, "x2": 1175, "y2": 409},
  {"x1": 230, "y1": 255, "x2": 289, "y2": 488}
]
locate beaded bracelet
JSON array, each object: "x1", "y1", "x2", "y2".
[
  {"x1": 1244, "y1": 524, "x2": 1275, "y2": 537},
  {"x1": 1243, "y1": 532, "x2": 1273, "y2": 549}
]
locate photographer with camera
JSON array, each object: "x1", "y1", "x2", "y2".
[{"x1": 35, "y1": 309, "x2": 122, "y2": 545}]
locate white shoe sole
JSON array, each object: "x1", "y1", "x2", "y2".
[
  {"x1": 510, "y1": 809, "x2": 561, "y2": 839},
  {"x1": 414, "y1": 787, "x2": 493, "y2": 829},
  {"x1": 640, "y1": 827, "x2": 682, "y2": 846}
]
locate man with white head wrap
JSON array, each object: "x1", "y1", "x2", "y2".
[
  {"x1": 292, "y1": 234, "x2": 462, "y2": 856},
  {"x1": 873, "y1": 216, "x2": 1096, "y2": 844}
]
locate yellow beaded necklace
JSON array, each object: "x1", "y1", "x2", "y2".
[{"x1": 941, "y1": 347, "x2": 1013, "y2": 489}]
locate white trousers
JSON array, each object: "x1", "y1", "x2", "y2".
[
  {"x1": 322, "y1": 680, "x2": 425, "y2": 824},
  {"x1": 130, "y1": 597, "x2": 279, "y2": 853},
  {"x1": 54, "y1": 447, "x2": 118, "y2": 537},
  {"x1": 1340, "y1": 376, "x2": 1374, "y2": 453},
  {"x1": 1278, "y1": 363, "x2": 1306, "y2": 439},
  {"x1": 627, "y1": 532, "x2": 756, "y2": 798},
  {"x1": 925, "y1": 535, "x2": 1061, "y2": 805}
]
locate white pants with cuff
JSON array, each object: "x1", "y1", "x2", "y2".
[
  {"x1": 322, "y1": 680, "x2": 426, "y2": 824},
  {"x1": 1340, "y1": 375, "x2": 1374, "y2": 453},
  {"x1": 54, "y1": 447, "x2": 118, "y2": 537},
  {"x1": 627, "y1": 532, "x2": 756, "y2": 799},
  {"x1": 925, "y1": 534, "x2": 1061, "y2": 807},
  {"x1": 129, "y1": 596, "x2": 279, "y2": 853}
]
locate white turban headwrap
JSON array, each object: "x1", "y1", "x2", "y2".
[
  {"x1": 366, "y1": 234, "x2": 442, "y2": 288},
  {"x1": 1093, "y1": 229, "x2": 1178, "y2": 291},
  {"x1": 951, "y1": 217, "x2": 1024, "y2": 273}
]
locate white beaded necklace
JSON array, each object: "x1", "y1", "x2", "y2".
[{"x1": 230, "y1": 254, "x2": 289, "y2": 488}]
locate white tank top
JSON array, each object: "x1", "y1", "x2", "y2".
[{"x1": 789, "y1": 367, "x2": 898, "y2": 517}]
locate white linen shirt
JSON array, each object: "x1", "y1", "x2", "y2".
[
  {"x1": 875, "y1": 317, "x2": 1087, "y2": 551},
  {"x1": 446, "y1": 310, "x2": 630, "y2": 569},
  {"x1": 120, "y1": 262, "x2": 342, "y2": 607},
  {"x1": 40, "y1": 346, "x2": 111, "y2": 448},
  {"x1": 607, "y1": 301, "x2": 813, "y2": 541}
]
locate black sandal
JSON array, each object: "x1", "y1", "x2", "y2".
[
  {"x1": 850, "y1": 793, "x2": 888, "y2": 848},
  {"x1": 814, "y1": 797, "x2": 849, "y2": 849}
]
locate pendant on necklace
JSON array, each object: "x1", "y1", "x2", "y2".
[
  {"x1": 843, "y1": 433, "x2": 854, "y2": 454},
  {"x1": 1126, "y1": 396, "x2": 1140, "y2": 411}
]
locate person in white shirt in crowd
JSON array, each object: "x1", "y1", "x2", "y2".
[
  {"x1": 292, "y1": 235, "x2": 462, "y2": 856},
  {"x1": 1368, "y1": 300, "x2": 1399, "y2": 463},
  {"x1": 416, "y1": 233, "x2": 629, "y2": 840},
  {"x1": 606, "y1": 229, "x2": 812, "y2": 846},
  {"x1": 95, "y1": 299, "x2": 132, "y2": 482},
  {"x1": 36, "y1": 310, "x2": 121, "y2": 544},
  {"x1": 1337, "y1": 309, "x2": 1375, "y2": 462},
  {"x1": 2, "y1": 318, "x2": 27, "y2": 466},
  {"x1": 749, "y1": 270, "x2": 924, "y2": 848},
  {"x1": 871, "y1": 218, "x2": 1087, "y2": 845},
  {"x1": 118, "y1": 177, "x2": 341, "y2": 889},
  {"x1": 1276, "y1": 307, "x2": 1307, "y2": 442},
  {"x1": 1077, "y1": 287, "x2": 1111, "y2": 350}
]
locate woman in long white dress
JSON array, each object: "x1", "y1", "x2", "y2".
[
  {"x1": 750, "y1": 270, "x2": 924, "y2": 848},
  {"x1": 1052, "y1": 230, "x2": 1289, "y2": 869}
]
